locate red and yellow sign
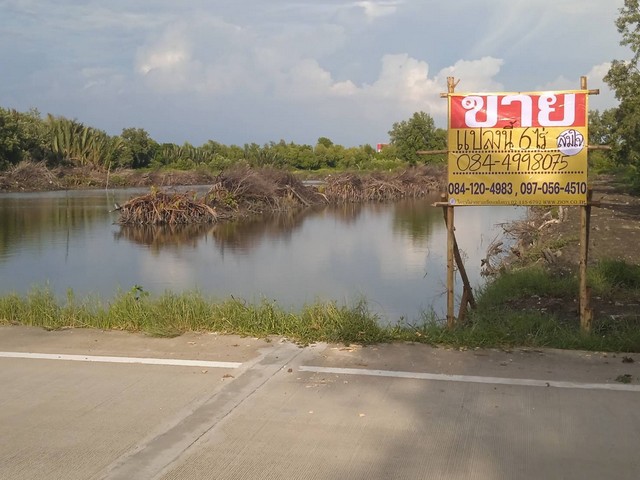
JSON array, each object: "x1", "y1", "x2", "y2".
[{"x1": 447, "y1": 91, "x2": 588, "y2": 206}]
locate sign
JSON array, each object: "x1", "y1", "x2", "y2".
[{"x1": 447, "y1": 91, "x2": 588, "y2": 206}]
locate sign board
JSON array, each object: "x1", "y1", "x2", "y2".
[{"x1": 447, "y1": 91, "x2": 588, "y2": 206}]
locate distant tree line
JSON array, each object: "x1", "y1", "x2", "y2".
[{"x1": 0, "y1": 107, "x2": 447, "y2": 173}]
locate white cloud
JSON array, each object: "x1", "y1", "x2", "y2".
[
  {"x1": 539, "y1": 62, "x2": 618, "y2": 111},
  {"x1": 0, "y1": 0, "x2": 627, "y2": 146},
  {"x1": 436, "y1": 57, "x2": 505, "y2": 93},
  {"x1": 356, "y1": 1, "x2": 402, "y2": 21}
]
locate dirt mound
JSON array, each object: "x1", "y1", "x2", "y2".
[
  {"x1": 0, "y1": 162, "x2": 220, "y2": 192},
  {"x1": 0, "y1": 162, "x2": 63, "y2": 191}
]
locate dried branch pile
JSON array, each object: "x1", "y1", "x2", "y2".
[
  {"x1": 0, "y1": 161, "x2": 62, "y2": 191},
  {"x1": 117, "y1": 190, "x2": 218, "y2": 225},
  {"x1": 324, "y1": 165, "x2": 443, "y2": 203},
  {"x1": 207, "y1": 166, "x2": 326, "y2": 215},
  {"x1": 116, "y1": 165, "x2": 444, "y2": 225}
]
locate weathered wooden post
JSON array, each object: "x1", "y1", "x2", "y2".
[
  {"x1": 445, "y1": 77, "x2": 457, "y2": 328},
  {"x1": 579, "y1": 188, "x2": 594, "y2": 332},
  {"x1": 579, "y1": 76, "x2": 595, "y2": 333}
]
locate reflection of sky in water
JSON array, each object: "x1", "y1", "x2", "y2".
[{"x1": 0, "y1": 189, "x2": 523, "y2": 323}]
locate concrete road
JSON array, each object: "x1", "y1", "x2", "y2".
[{"x1": 0, "y1": 326, "x2": 638, "y2": 480}]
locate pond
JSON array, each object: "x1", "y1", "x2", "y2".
[{"x1": 0, "y1": 188, "x2": 523, "y2": 323}]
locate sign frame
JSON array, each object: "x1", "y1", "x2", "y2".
[{"x1": 446, "y1": 89, "x2": 589, "y2": 206}]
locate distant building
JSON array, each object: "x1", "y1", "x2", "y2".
[{"x1": 376, "y1": 143, "x2": 388, "y2": 153}]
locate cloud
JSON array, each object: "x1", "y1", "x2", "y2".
[
  {"x1": 1, "y1": 0, "x2": 626, "y2": 147},
  {"x1": 539, "y1": 62, "x2": 618, "y2": 111},
  {"x1": 436, "y1": 57, "x2": 505, "y2": 92},
  {"x1": 132, "y1": 14, "x2": 507, "y2": 141},
  {"x1": 356, "y1": 1, "x2": 402, "y2": 21}
]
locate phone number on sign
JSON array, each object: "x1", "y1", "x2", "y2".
[{"x1": 448, "y1": 181, "x2": 587, "y2": 196}]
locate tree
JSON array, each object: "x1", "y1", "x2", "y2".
[
  {"x1": 589, "y1": 109, "x2": 620, "y2": 148},
  {"x1": 316, "y1": 136, "x2": 333, "y2": 148},
  {"x1": 0, "y1": 107, "x2": 49, "y2": 169},
  {"x1": 120, "y1": 127, "x2": 158, "y2": 168},
  {"x1": 604, "y1": 0, "x2": 640, "y2": 178},
  {"x1": 388, "y1": 111, "x2": 446, "y2": 165},
  {"x1": 48, "y1": 115, "x2": 124, "y2": 168}
]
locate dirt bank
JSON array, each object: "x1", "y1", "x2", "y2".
[
  {"x1": 0, "y1": 162, "x2": 219, "y2": 192},
  {"x1": 497, "y1": 175, "x2": 640, "y2": 323}
]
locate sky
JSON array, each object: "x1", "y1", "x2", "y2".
[{"x1": 0, "y1": 0, "x2": 630, "y2": 148}]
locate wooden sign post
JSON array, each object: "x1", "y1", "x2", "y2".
[{"x1": 435, "y1": 76, "x2": 598, "y2": 332}]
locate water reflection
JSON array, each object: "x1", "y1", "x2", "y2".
[
  {"x1": 115, "y1": 203, "x2": 373, "y2": 254},
  {"x1": 0, "y1": 188, "x2": 523, "y2": 322},
  {"x1": 0, "y1": 191, "x2": 114, "y2": 260},
  {"x1": 392, "y1": 199, "x2": 441, "y2": 244},
  {"x1": 115, "y1": 224, "x2": 216, "y2": 253}
]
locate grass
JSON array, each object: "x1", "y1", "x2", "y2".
[
  {"x1": 1, "y1": 266, "x2": 639, "y2": 352},
  {"x1": 0, "y1": 287, "x2": 392, "y2": 345},
  {"x1": 588, "y1": 259, "x2": 640, "y2": 296},
  {"x1": 460, "y1": 262, "x2": 640, "y2": 352}
]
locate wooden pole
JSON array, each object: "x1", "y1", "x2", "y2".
[
  {"x1": 446, "y1": 202, "x2": 455, "y2": 327},
  {"x1": 579, "y1": 190, "x2": 594, "y2": 334},
  {"x1": 579, "y1": 76, "x2": 594, "y2": 333},
  {"x1": 445, "y1": 76, "x2": 457, "y2": 328},
  {"x1": 440, "y1": 197, "x2": 477, "y2": 317}
]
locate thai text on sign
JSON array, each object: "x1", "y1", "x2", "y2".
[{"x1": 447, "y1": 91, "x2": 588, "y2": 206}]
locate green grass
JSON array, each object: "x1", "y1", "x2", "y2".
[
  {"x1": 589, "y1": 259, "x2": 640, "y2": 295},
  {"x1": 0, "y1": 268, "x2": 638, "y2": 352},
  {"x1": 474, "y1": 265, "x2": 578, "y2": 304},
  {"x1": 461, "y1": 263, "x2": 640, "y2": 352},
  {"x1": 0, "y1": 287, "x2": 391, "y2": 345}
]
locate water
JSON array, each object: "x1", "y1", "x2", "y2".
[{"x1": 0, "y1": 188, "x2": 523, "y2": 323}]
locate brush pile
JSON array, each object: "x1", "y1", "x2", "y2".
[
  {"x1": 0, "y1": 161, "x2": 62, "y2": 191},
  {"x1": 116, "y1": 165, "x2": 444, "y2": 225},
  {"x1": 324, "y1": 165, "x2": 443, "y2": 203},
  {"x1": 117, "y1": 190, "x2": 218, "y2": 225},
  {"x1": 207, "y1": 166, "x2": 326, "y2": 216}
]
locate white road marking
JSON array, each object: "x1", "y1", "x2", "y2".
[
  {"x1": 299, "y1": 366, "x2": 640, "y2": 392},
  {"x1": 0, "y1": 351, "x2": 242, "y2": 369}
]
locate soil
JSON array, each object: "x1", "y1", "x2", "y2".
[
  {"x1": 0, "y1": 162, "x2": 218, "y2": 192},
  {"x1": 501, "y1": 175, "x2": 640, "y2": 325}
]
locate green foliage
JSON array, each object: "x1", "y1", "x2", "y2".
[
  {"x1": 0, "y1": 105, "x2": 421, "y2": 173},
  {"x1": 388, "y1": 111, "x2": 446, "y2": 165},
  {"x1": 47, "y1": 114, "x2": 125, "y2": 168},
  {"x1": 0, "y1": 107, "x2": 49, "y2": 170},
  {"x1": 604, "y1": 0, "x2": 640, "y2": 189},
  {"x1": 120, "y1": 128, "x2": 158, "y2": 168}
]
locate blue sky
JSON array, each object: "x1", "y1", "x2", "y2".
[{"x1": 0, "y1": 0, "x2": 628, "y2": 147}]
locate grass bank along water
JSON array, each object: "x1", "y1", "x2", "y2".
[{"x1": 0, "y1": 285, "x2": 638, "y2": 352}]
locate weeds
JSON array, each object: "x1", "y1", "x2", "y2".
[{"x1": 1, "y1": 275, "x2": 638, "y2": 352}]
